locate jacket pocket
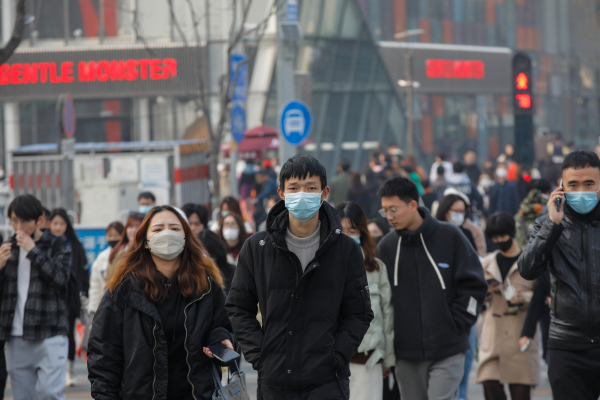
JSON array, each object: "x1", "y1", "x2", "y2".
[{"x1": 355, "y1": 277, "x2": 371, "y2": 315}]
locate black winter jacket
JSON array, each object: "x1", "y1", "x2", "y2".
[
  {"x1": 377, "y1": 208, "x2": 487, "y2": 360},
  {"x1": 518, "y1": 203, "x2": 600, "y2": 345},
  {"x1": 224, "y1": 200, "x2": 373, "y2": 396},
  {"x1": 0, "y1": 229, "x2": 71, "y2": 341},
  {"x1": 87, "y1": 276, "x2": 234, "y2": 400}
]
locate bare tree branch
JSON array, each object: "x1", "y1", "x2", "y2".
[{"x1": 0, "y1": 0, "x2": 26, "y2": 65}]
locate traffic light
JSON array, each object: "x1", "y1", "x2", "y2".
[{"x1": 512, "y1": 52, "x2": 534, "y2": 165}]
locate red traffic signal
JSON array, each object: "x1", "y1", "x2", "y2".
[
  {"x1": 515, "y1": 94, "x2": 531, "y2": 109},
  {"x1": 516, "y1": 72, "x2": 529, "y2": 90}
]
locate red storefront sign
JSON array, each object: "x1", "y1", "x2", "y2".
[
  {"x1": 426, "y1": 59, "x2": 485, "y2": 79},
  {"x1": 0, "y1": 58, "x2": 178, "y2": 85}
]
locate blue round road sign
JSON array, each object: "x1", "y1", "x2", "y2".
[
  {"x1": 279, "y1": 100, "x2": 312, "y2": 146},
  {"x1": 230, "y1": 104, "x2": 246, "y2": 144}
]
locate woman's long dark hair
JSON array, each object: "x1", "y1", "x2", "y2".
[
  {"x1": 50, "y1": 208, "x2": 88, "y2": 288},
  {"x1": 435, "y1": 194, "x2": 470, "y2": 222},
  {"x1": 218, "y1": 212, "x2": 247, "y2": 251},
  {"x1": 335, "y1": 202, "x2": 379, "y2": 272},
  {"x1": 109, "y1": 214, "x2": 144, "y2": 263},
  {"x1": 107, "y1": 205, "x2": 224, "y2": 302}
]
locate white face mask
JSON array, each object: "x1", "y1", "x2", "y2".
[
  {"x1": 222, "y1": 228, "x2": 239, "y2": 241},
  {"x1": 147, "y1": 230, "x2": 185, "y2": 261},
  {"x1": 496, "y1": 168, "x2": 508, "y2": 179},
  {"x1": 449, "y1": 212, "x2": 465, "y2": 227}
]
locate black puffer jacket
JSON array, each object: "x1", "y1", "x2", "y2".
[
  {"x1": 225, "y1": 200, "x2": 373, "y2": 398},
  {"x1": 519, "y1": 203, "x2": 600, "y2": 345},
  {"x1": 87, "y1": 276, "x2": 234, "y2": 400}
]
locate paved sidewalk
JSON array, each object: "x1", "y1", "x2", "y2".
[{"x1": 3, "y1": 358, "x2": 552, "y2": 399}]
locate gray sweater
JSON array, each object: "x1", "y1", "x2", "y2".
[{"x1": 285, "y1": 222, "x2": 321, "y2": 272}]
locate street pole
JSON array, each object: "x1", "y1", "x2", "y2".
[
  {"x1": 2, "y1": 0, "x2": 20, "y2": 179},
  {"x1": 276, "y1": 4, "x2": 296, "y2": 165},
  {"x1": 405, "y1": 52, "x2": 413, "y2": 156}
]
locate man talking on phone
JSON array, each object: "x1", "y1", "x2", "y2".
[
  {"x1": 226, "y1": 154, "x2": 373, "y2": 399},
  {"x1": 519, "y1": 150, "x2": 600, "y2": 400},
  {"x1": 0, "y1": 195, "x2": 72, "y2": 400}
]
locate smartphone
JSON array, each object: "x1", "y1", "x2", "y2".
[
  {"x1": 208, "y1": 343, "x2": 240, "y2": 365},
  {"x1": 556, "y1": 179, "x2": 563, "y2": 212},
  {"x1": 520, "y1": 338, "x2": 531, "y2": 353}
]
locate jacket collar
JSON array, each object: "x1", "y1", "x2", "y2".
[
  {"x1": 266, "y1": 199, "x2": 342, "y2": 252},
  {"x1": 394, "y1": 207, "x2": 438, "y2": 246}
]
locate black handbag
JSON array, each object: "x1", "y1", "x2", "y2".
[{"x1": 211, "y1": 361, "x2": 250, "y2": 400}]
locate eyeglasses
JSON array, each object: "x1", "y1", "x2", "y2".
[{"x1": 379, "y1": 204, "x2": 407, "y2": 218}]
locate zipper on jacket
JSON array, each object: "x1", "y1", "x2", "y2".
[
  {"x1": 152, "y1": 320, "x2": 158, "y2": 400},
  {"x1": 585, "y1": 224, "x2": 595, "y2": 341},
  {"x1": 183, "y1": 281, "x2": 212, "y2": 400}
]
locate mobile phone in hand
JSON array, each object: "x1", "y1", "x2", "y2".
[
  {"x1": 208, "y1": 343, "x2": 240, "y2": 365},
  {"x1": 556, "y1": 179, "x2": 563, "y2": 212}
]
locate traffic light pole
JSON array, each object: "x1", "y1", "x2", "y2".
[{"x1": 276, "y1": 5, "x2": 297, "y2": 165}]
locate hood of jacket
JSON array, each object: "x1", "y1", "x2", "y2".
[{"x1": 265, "y1": 196, "x2": 343, "y2": 251}]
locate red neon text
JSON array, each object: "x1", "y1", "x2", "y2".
[
  {"x1": 0, "y1": 58, "x2": 178, "y2": 85},
  {"x1": 426, "y1": 59, "x2": 485, "y2": 79},
  {"x1": 515, "y1": 94, "x2": 531, "y2": 108},
  {"x1": 516, "y1": 72, "x2": 528, "y2": 90}
]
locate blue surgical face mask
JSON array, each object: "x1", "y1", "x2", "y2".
[
  {"x1": 139, "y1": 205, "x2": 152, "y2": 214},
  {"x1": 565, "y1": 188, "x2": 600, "y2": 215},
  {"x1": 221, "y1": 210, "x2": 230, "y2": 218},
  {"x1": 349, "y1": 234, "x2": 361, "y2": 244},
  {"x1": 284, "y1": 191, "x2": 323, "y2": 222}
]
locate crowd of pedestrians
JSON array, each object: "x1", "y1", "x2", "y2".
[{"x1": 1, "y1": 141, "x2": 600, "y2": 400}]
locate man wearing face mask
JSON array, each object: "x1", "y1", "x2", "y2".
[
  {"x1": 519, "y1": 150, "x2": 600, "y2": 400},
  {"x1": 488, "y1": 163, "x2": 520, "y2": 216},
  {"x1": 225, "y1": 154, "x2": 374, "y2": 399},
  {"x1": 138, "y1": 191, "x2": 156, "y2": 215}
]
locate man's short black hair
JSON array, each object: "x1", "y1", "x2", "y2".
[
  {"x1": 421, "y1": 179, "x2": 430, "y2": 189},
  {"x1": 7, "y1": 194, "x2": 44, "y2": 222},
  {"x1": 279, "y1": 154, "x2": 327, "y2": 191},
  {"x1": 453, "y1": 162, "x2": 465, "y2": 174},
  {"x1": 562, "y1": 150, "x2": 600, "y2": 171},
  {"x1": 437, "y1": 152, "x2": 446, "y2": 161},
  {"x1": 339, "y1": 159, "x2": 351, "y2": 172},
  {"x1": 181, "y1": 203, "x2": 209, "y2": 227},
  {"x1": 138, "y1": 191, "x2": 156, "y2": 202},
  {"x1": 377, "y1": 177, "x2": 420, "y2": 203},
  {"x1": 437, "y1": 165, "x2": 446, "y2": 175},
  {"x1": 256, "y1": 169, "x2": 270, "y2": 177},
  {"x1": 485, "y1": 212, "x2": 516, "y2": 239}
]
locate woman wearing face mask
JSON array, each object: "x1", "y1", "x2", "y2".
[
  {"x1": 435, "y1": 194, "x2": 477, "y2": 252},
  {"x1": 477, "y1": 212, "x2": 539, "y2": 400},
  {"x1": 104, "y1": 212, "x2": 144, "y2": 284},
  {"x1": 88, "y1": 206, "x2": 235, "y2": 400},
  {"x1": 82, "y1": 221, "x2": 124, "y2": 354},
  {"x1": 219, "y1": 212, "x2": 248, "y2": 265},
  {"x1": 335, "y1": 202, "x2": 395, "y2": 400},
  {"x1": 49, "y1": 208, "x2": 90, "y2": 387}
]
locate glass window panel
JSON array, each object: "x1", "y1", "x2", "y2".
[
  {"x1": 300, "y1": 0, "x2": 322, "y2": 36},
  {"x1": 368, "y1": 0, "x2": 382, "y2": 39},
  {"x1": 344, "y1": 94, "x2": 366, "y2": 142},
  {"x1": 310, "y1": 40, "x2": 336, "y2": 90},
  {"x1": 322, "y1": 93, "x2": 345, "y2": 144},
  {"x1": 340, "y1": 0, "x2": 362, "y2": 38},
  {"x1": 373, "y1": 62, "x2": 390, "y2": 90},
  {"x1": 354, "y1": 42, "x2": 375, "y2": 88},
  {"x1": 333, "y1": 42, "x2": 356, "y2": 87},
  {"x1": 320, "y1": 0, "x2": 344, "y2": 37}
]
